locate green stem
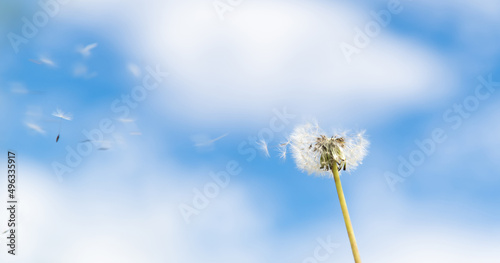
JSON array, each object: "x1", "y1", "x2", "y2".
[{"x1": 331, "y1": 163, "x2": 362, "y2": 263}]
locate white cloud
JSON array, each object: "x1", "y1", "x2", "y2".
[
  {"x1": 0, "y1": 152, "x2": 274, "y2": 262},
  {"x1": 54, "y1": 0, "x2": 457, "y2": 127},
  {"x1": 139, "y1": 0, "x2": 456, "y2": 125}
]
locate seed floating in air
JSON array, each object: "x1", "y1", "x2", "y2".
[{"x1": 52, "y1": 108, "x2": 72, "y2": 143}]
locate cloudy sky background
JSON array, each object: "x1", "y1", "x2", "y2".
[{"x1": 1, "y1": 0, "x2": 500, "y2": 262}]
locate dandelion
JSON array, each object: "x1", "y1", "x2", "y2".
[
  {"x1": 96, "y1": 140, "x2": 112, "y2": 151},
  {"x1": 73, "y1": 64, "x2": 98, "y2": 79},
  {"x1": 10, "y1": 83, "x2": 29, "y2": 94},
  {"x1": 81, "y1": 140, "x2": 113, "y2": 150},
  {"x1": 118, "y1": 118, "x2": 136, "y2": 123},
  {"x1": 256, "y1": 139, "x2": 270, "y2": 157},
  {"x1": 117, "y1": 118, "x2": 142, "y2": 136},
  {"x1": 282, "y1": 122, "x2": 368, "y2": 175},
  {"x1": 281, "y1": 121, "x2": 369, "y2": 263},
  {"x1": 25, "y1": 122, "x2": 46, "y2": 134},
  {"x1": 52, "y1": 108, "x2": 72, "y2": 121},
  {"x1": 193, "y1": 133, "x2": 228, "y2": 148},
  {"x1": 29, "y1": 59, "x2": 42, "y2": 64},
  {"x1": 127, "y1": 63, "x2": 141, "y2": 78},
  {"x1": 77, "y1": 42, "x2": 98, "y2": 57},
  {"x1": 39, "y1": 57, "x2": 56, "y2": 67},
  {"x1": 52, "y1": 108, "x2": 72, "y2": 142}
]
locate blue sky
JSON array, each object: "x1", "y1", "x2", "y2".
[{"x1": 1, "y1": 0, "x2": 500, "y2": 262}]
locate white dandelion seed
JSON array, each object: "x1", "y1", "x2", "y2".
[
  {"x1": 256, "y1": 139, "x2": 270, "y2": 158},
  {"x1": 81, "y1": 139, "x2": 114, "y2": 150},
  {"x1": 73, "y1": 64, "x2": 98, "y2": 79},
  {"x1": 117, "y1": 118, "x2": 141, "y2": 136},
  {"x1": 10, "y1": 83, "x2": 28, "y2": 94},
  {"x1": 52, "y1": 108, "x2": 72, "y2": 142},
  {"x1": 29, "y1": 59, "x2": 42, "y2": 64},
  {"x1": 193, "y1": 133, "x2": 228, "y2": 148},
  {"x1": 118, "y1": 118, "x2": 135, "y2": 123},
  {"x1": 278, "y1": 139, "x2": 291, "y2": 160},
  {"x1": 127, "y1": 63, "x2": 141, "y2": 77},
  {"x1": 77, "y1": 42, "x2": 98, "y2": 57},
  {"x1": 282, "y1": 121, "x2": 369, "y2": 176},
  {"x1": 25, "y1": 122, "x2": 46, "y2": 134},
  {"x1": 52, "y1": 108, "x2": 72, "y2": 121},
  {"x1": 39, "y1": 57, "x2": 56, "y2": 67}
]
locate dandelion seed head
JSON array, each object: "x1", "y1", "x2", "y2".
[{"x1": 282, "y1": 122, "x2": 369, "y2": 176}]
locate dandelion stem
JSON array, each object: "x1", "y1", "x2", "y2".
[{"x1": 331, "y1": 163, "x2": 361, "y2": 263}]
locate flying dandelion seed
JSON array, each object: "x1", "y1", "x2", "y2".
[
  {"x1": 193, "y1": 133, "x2": 228, "y2": 147},
  {"x1": 73, "y1": 64, "x2": 98, "y2": 79},
  {"x1": 278, "y1": 140, "x2": 291, "y2": 160},
  {"x1": 77, "y1": 42, "x2": 98, "y2": 57},
  {"x1": 39, "y1": 57, "x2": 56, "y2": 67},
  {"x1": 11, "y1": 85, "x2": 43, "y2": 95},
  {"x1": 10, "y1": 83, "x2": 29, "y2": 94},
  {"x1": 29, "y1": 59, "x2": 42, "y2": 64},
  {"x1": 52, "y1": 109, "x2": 72, "y2": 121},
  {"x1": 25, "y1": 122, "x2": 46, "y2": 134},
  {"x1": 117, "y1": 118, "x2": 141, "y2": 136},
  {"x1": 81, "y1": 140, "x2": 113, "y2": 150},
  {"x1": 118, "y1": 118, "x2": 135, "y2": 123},
  {"x1": 127, "y1": 63, "x2": 141, "y2": 77},
  {"x1": 281, "y1": 121, "x2": 369, "y2": 263},
  {"x1": 52, "y1": 108, "x2": 72, "y2": 142},
  {"x1": 256, "y1": 139, "x2": 270, "y2": 157},
  {"x1": 98, "y1": 140, "x2": 112, "y2": 150}
]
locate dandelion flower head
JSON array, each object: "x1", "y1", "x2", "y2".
[{"x1": 281, "y1": 122, "x2": 369, "y2": 176}]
